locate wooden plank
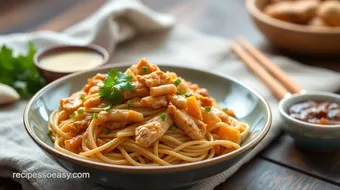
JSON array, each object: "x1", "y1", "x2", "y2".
[
  {"x1": 34, "y1": 0, "x2": 107, "y2": 32},
  {"x1": 261, "y1": 133, "x2": 340, "y2": 185},
  {"x1": 0, "y1": 177, "x2": 21, "y2": 190},
  {"x1": 0, "y1": 0, "x2": 85, "y2": 34},
  {"x1": 216, "y1": 158, "x2": 340, "y2": 190}
]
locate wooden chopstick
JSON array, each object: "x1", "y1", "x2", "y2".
[
  {"x1": 236, "y1": 37, "x2": 303, "y2": 94},
  {"x1": 230, "y1": 42, "x2": 289, "y2": 100}
]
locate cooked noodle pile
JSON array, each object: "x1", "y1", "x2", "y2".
[{"x1": 49, "y1": 59, "x2": 250, "y2": 166}]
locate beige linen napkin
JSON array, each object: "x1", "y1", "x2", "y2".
[{"x1": 1, "y1": 0, "x2": 340, "y2": 190}]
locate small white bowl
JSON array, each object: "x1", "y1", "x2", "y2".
[{"x1": 279, "y1": 92, "x2": 340, "y2": 151}]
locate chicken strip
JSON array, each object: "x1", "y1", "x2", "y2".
[
  {"x1": 99, "y1": 121, "x2": 128, "y2": 130},
  {"x1": 130, "y1": 58, "x2": 160, "y2": 75},
  {"x1": 211, "y1": 107, "x2": 229, "y2": 122},
  {"x1": 141, "y1": 96, "x2": 168, "y2": 109},
  {"x1": 135, "y1": 112, "x2": 174, "y2": 147},
  {"x1": 168, "y1": 105, "x2": 207, "y2": 140},
  {"x1": 60, "y1": 93, "x2": 83, "y2": 113},
  {"x1": 124, "y1": 81, "x2": 150, "y2": 99},
  {"x1": 136, "y1": 71, "x2": 171, "y2": 88},
  {"x1": 167, "y1": 94, "x2": 188, "y2": 109},
  {"x1": 94, "y1": 109, "x2": 144, "y2": 125}
]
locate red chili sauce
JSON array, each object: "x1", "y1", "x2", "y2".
[{"x1": 288, "y1": 101, "x2": 340, "y2": 125}]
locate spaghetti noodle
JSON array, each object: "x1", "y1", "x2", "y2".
[{"x1": 49, "y1": 59, "x2": 250, "y2": 166}]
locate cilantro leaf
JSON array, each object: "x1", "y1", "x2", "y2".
[
  {"x1": 0, "y1": 42, "x2": 45, "y2": 98},
  {"x1": 99, "y1": 69, "x2": 135, "y2": 104}
]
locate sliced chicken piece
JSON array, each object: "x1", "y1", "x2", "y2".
[
  {"x1": 176, "y1": 81, "x2": 190, "y2": 93},
  {"x1": 68, "y1": 120, "x2": 88, "y2": 135},
  {"x1": 83, "y1": 73, "x2": 105, "y2": 93},
  {"x1": 88, "y1": 86, "x2": 100, "y2": 94},
  {"x1": 127, "y1": 97, "x2": 143, "y2": 108},
  {"x1": 131, "y1": 58, "x2": 160, "y2": 75},
  {"x1": 94, "y1": 109, "x2": 144, "y2": 125},
  {"x1": 197, "y1": 88, "x2": 209, "y2": 97},
  {"x1": 136, "y1": 71, "x2": 171, "y2": 88},
  {"x1": 135, "y1": 112, "x2": 174, "y2": 147},
  {"x1": 195, "y1": 94, "x2": 213, "y2": 107},
  {"x1": 211, "y1": 107, "x2": 229, "y2": 123},
  {"x1": 124, "y1": 81, "x2": 150, "y2": 99},
  {"x1": 60, "y1": 94, "x2": 83, "y2": 113},
  {"x1": 141, "y1": 96, "x2": 168, "y2": 109},
  {"x1": 167, "y1": 95, "x2": 187, "y2": 109},
  {"x1": 99, "y1": 121, "x2": 128, "y2": 130},
  {"x1": 83, "y1": 96, "x2": 101, "y2": 109},
  {"x1": 64, "y1": 135, "x2": 83, "y2": 153},
  {"x1": 168, "y1": 105, "x2": 207, "y2": 140}
]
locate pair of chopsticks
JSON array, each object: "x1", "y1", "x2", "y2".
[{"x1": 231, "y1": 37, "x2": 303, "y2": 100}]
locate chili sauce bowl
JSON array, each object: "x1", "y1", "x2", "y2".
[{"x1": 279, "y1": 92, "x2": 340, "y2": 151}]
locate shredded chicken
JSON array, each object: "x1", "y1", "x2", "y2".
[
  {"x1": 95, "y1": 110, "x2": 144, "y2": 125},
  {"x1": 130, "y1": 58, "x2": 160, "y2": 75},
  {"x1": 211, "y1": 107, "x2": 229, "y2": 122},
  {"x1": 68, "y1": 120, "x2": 88, "y2": 135},
  {"x1": 83, "y1": 73, "x2": 105, "y2": 93},
  {"x1": 83, "y1": 96, "x2": 101, "y2": 109},
  {"x1": 167, "y1": 95, "x2": 188, "y2": 109},
  {"x1": 136, "y1": 71, "x2": 171, "y2": 88},
  {"x1": 99, "y1": 121, "x2": 128, "y2": 130},
  {"x1": 135, "y1": 112, "x2": 173, "y2": 147},
  {"x1": 124, "y1": 81, "x2": 150, "y2": 99},
  {"x1": 64, "y1": 135, "x2": 82, "y2": 153},
  {"x1": 168, "y1": 105, "x2": 206, "y2": 140},
  {"x1": 141, "y1": 96, "x2": 168, "y2": 109},
  {"x1": 60, "y1": 95, "x2": 83, "y2": 113}
]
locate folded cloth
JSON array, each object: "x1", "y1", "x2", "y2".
[{"x1": 1, "y1": 1, "x2": 340, "y2": 190}]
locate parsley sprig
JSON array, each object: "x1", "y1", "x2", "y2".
[
  {"x1": 99, "y1": 69, "x2": 134, "y2": 104},
  {"x1": 0, "y1": 42, "x2": 45, "y2": 98}
]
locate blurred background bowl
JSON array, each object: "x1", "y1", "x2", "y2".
[{"x1": 246, "y1": 0, "x2": 340, "y2": 55}]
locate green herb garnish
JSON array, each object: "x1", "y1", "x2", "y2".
[
  {"x1": 77, "y1": 109, "x2": 84, "y2": 114},
  {"x1": 103, "y1": 105, "x2": 112, "y2": 111},
  {"x1": 80, "y1": 94, "x2": 85, "y2": 101},
  {"x1": 205, "y1": 106, "x2": 211, "y2": 112},
  {"x1": 69, "y1": 112, "x2": 76, "y2": 118},
  {"x1": 171, "y1": 126, "x2": 177, "y2": 131},
  {"x1": 141, "y1": 66, "x2": 148, "y2": 73},
  {"x1": 223, "y1": 108, "x2": 229, "y2": 111},
  {"x1": 173, "y1": 78, "x2": 181, "y2": 86},
  {"x1": 99, "y1": 69, "x2": 135, "y2": 104},
  {"x1": 92, "y1": 113, "x2": 98, "y2": 119},
  {"x1": 127, "y1": 100, "x2": 132, "y2": 108},
  {"x1": 104, "y1": 128, "x2": 111, "y2": 135},
  {"x1": 160, "y1": 113, "x2": 166, "y2": 121},
  {"x1": 176, "y1": 91, "x2": 185, "y2": 95},
  {"x1": 0, "y1": 42, "x2": 45, "y2": 98}
]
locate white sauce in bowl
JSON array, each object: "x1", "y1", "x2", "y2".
[{"x1": 40, "y1": 51, "x2": 103, "y2": 72}]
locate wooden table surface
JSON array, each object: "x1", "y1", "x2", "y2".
[{"x1": 1, "y1": 0, "x2": 339, "y2": 189}]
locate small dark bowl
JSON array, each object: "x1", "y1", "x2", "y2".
[
  {"x1": 23, "y1": 64, "x2": 272, "y2": 190},
  {"x1": 34, "y1": 44, "x2": 109, "y2": 83}
]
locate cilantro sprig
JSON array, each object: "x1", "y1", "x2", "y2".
[
  {"x1": 0, "y1": 42, "x2": 45, "y2": 98},
  {"x1": 99, "y1": 69, "x2": 135, "y2": 104}
]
